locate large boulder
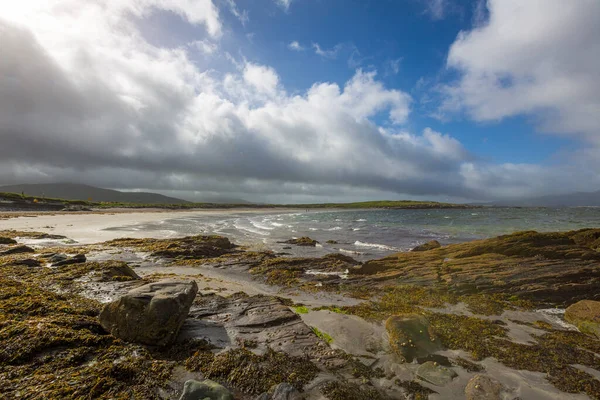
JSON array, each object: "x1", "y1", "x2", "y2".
[
  {"x1": 416, "y1": 361, "x2": 457, "y2": 386},
  {"x1": 465, "y1": 374, "x2": 504, "y2": 400},
  {"x1": 179, "y1": 379, "x2": 233, "y2": 400},
  {"x1": 386, "y1": 314, "x2": 442, "y2": 362},
  {"x1": 564, "y1": 300, "x2": 600, "y2": 338},
  {"x1": 99, "y1": 279, "x2": 198, "y2": 346},
  {"x1": 411, "y1": 240, "x2": 441, "y2": 252}
]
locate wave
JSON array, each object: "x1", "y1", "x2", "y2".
[
  {"x1": 233, "y1": 219, "x2": 270, "y2": 236},
  {"x1": 270, "y1": 222, "x2": 284, "y2": 227},
  {"x1": 249, "y1": 220, "x2": 274, "y2": 231},
  {"x1": 338, "y1": 248, "x2": 365, "y2": 256},
  {"x1": 325, "y1": 226, "x2": 342, "y2": 231},
  {"x1": 355, "y1": 219, "x2": 367, "y2": 222},
  {"x1": 354, "y1": 241, "x2": 398, "y2": 251}
]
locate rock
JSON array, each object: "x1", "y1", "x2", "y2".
[
  {"x1": 0, "y1": 237, "x2": 17, "y2": 245},
  {"x1": 253, "y1": 383, "x2": 300, "y2": 400},
  {"x1": 270, "y1": 383, "x2": 300, "y2": 400},
  {"x1": 565, "y1": 300, "x2": 600, "y2": 338},
  {"x1": 416, "y1": 354, "x2": 451, "y2": 366},
  {"x1": 465, "y1": 374, "x2": 504, "y2": 400},
  {"x1": 411, "y1": 240, "x2": 441, "y2": 252},
  {"x1": 100, "y1": 279, "x2": 198, "y2": 346},
  {"x1": 282, "y1": 246, "x2": 292, "y2": 250},
  {"x1": 386, "y1": 314, "x2": 442, "y2": 362},
  {"x1": 0, "y1": 245, "x2": 35, "y2": 255},
  {"x1": 48, "y1": 253, "x2": 68, "y2": 263},
  {"x1": 62, "y1": 205, "x2": 92, "y2": 212},
  {"x1": 416, "y1": 361, "x2": 457, "y2": 386},
  {"x1": 52, "y1": 253, "x2": 86, "y2": 267},
  {"x1": 280, "y1": 237, "x2": 318, "y2": 247},
  {"x1": 100, "y1": 263, "x2": 140, "y2": 281},
  {"x1": 326, "y1": 240, "x2": 338, "y2": 244},
  {"x1": 179, "y1": 379, "x2": 233, "y2": 400},
  {"x1": 11, "y1": 259, "x2": 41, "y2": 267}
]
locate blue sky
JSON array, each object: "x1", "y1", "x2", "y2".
[{"x1": 1, "y1": 0, "x2": 599, "y2": 202}]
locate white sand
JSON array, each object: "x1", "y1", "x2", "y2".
[{"x1": 0, "y1": 209, "x2": 294, "y2": 244}]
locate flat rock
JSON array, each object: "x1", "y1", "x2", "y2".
[
  {"x1": 565, "y1": 300, "x2": 600, "y2": 338},
  {"x1": 99, "y1": 279, "x2": 198, "y2": 346},
  {"x1": 48, "y1": 253, "x2": 68, "y2": 263},
  {"x1": 11, "y1": 258, "x2": 41, "y2": 267},
  {"x1": 186, "y1": 293, "x2": 350, "y2": 369},
  {"x1": 465, "y1": 374, "x2": 504, "y2": 400},
  {"x1": 0, "y1": 237, "x2": 17, "y2": 245},
  {"x1": 279, "y1": 237, "x2": 318, "y2": 247},
  {"x1": 0, "y1": 245, "x2": 35, "y2": 255},
  {"x1": 52, "y1": 253, "x2": 86, "y2": 267},
  {"x1": 270, "y1": 382, "x2": 301, "y2": 400},
  {"x1": 416, "y1": 361, "x2": 457, "y2": 386},
  {"x1": 179, "y1": 379, "x2": 233, "y2": 400},
  {"x1": 386, "y1": 314, "x2": 442, "y2": 362}
]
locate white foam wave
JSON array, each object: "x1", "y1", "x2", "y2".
[
  {"x1": 326, "y1": 226, "x2": 342, "y2": 231},
  {"x1": 355, "y1": 219, "x2": 367, "y2": 222},
  {"x1": 233, "y1": 219, "x2": 270, "y2": 236},
  {"x1": 354, "y1": 241, "x2": 398, "y2": 251},
  {"x1": 338, "y1": 248, "x2": 365, "y2": 256}
]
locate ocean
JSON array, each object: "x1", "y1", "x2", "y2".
[{"x1": 105, "y1": 207, "x2": 600, "y2": 261}]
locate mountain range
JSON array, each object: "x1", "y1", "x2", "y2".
[{"x1": 0, "y1": 183, "x2": 189, "y2": 205}]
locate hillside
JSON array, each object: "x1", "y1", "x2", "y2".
[{"x1": 0, "y1": 183, "x2": 189, "y2": 205}]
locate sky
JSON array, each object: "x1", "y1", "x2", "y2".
[{"x1": 1, "y1": 0, "x2": 599, "y2": 203}]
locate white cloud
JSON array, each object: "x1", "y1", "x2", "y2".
[
  {"x1": 425, "y1": 0, "x2": 448, "y2": 20},
  {"x1": 275, "y1": 0, "x2": 293, "y2": 11},
  {"x1": 288, "y1": 41, "x2": 304, "y2": 51},
  {"x1": 0, "y1": 0, "x2": 597, "y2": 201},
  {"x1": 443, "y1": 0, "x2": 600, "y2": 141},
  {"x1": 312, "y1": 43, "x2": 342, "y2": 59},
  {"x1": 223, "y1": 0, "x2": 248, "y2": 25},
  {"x1": 189, "y1": 39, "x2": 217, "y2": 54},
  {"x1": 242, "y1": 62, "x2": 280, "y2": 97}
]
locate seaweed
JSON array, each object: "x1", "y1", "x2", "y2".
[{"x1": 184, "y1": 348, "x2": 319, "y2": 395}]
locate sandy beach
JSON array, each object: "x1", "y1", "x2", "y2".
[{"x1": 0, "y1": 208, "x2": 300, "y2": 244}]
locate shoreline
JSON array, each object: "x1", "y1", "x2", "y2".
[{"x1": 1, "y1": 226, "x2": 600, "y2": 399}]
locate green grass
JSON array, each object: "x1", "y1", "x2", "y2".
[
  {"x1": 311, "y1": 327, "x2": 333, "y2": 344},
  {"x1": 292, "y1": 306, "x2": 310, "y2": 314}
]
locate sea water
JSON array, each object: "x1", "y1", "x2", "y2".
[{"x1": 105, "y1": 207, "x2": 600, "y2": 261}]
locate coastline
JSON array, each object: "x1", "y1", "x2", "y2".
[{"x1": 1, "y1": 217, "x2": 600, "y2": 399}]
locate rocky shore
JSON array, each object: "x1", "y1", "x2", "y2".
[{"x1": 1, "y1": 228, "x2": 600, "y2": 399}]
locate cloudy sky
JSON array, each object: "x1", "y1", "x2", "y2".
[{"x1": 1, "y1": 0, "x2": 599, "y2": 203}]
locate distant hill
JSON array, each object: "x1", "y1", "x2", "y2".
[
  {"x1": 498, "y1": 190, "x2": 600, "y2": 207},
  {"x1": 0, "y1": 183, "x2": 189, "y2": 205}
]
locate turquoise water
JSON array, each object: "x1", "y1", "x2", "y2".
[{"x1": 108, "y1": 207, "x2": 600, "y2": 260}]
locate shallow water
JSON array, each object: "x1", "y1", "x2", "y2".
[{"x1": 105, "y1": 207, "x2": 600, "y2": 260}]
